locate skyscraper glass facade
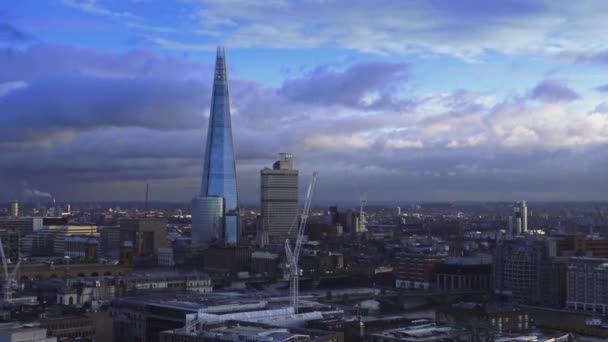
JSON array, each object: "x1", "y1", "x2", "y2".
[
  {"x1": 201, "y1": 47, "x2": 238, "y2": 212},
  {"x1": 192, "y1": 46, "x2": 239, "y2": 244}
]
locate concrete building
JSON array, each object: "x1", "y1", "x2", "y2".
[
  {"x1": 367, "y1": 321, "x2": 470, "y2": 342},
  {"x1": 0, "y1": 217, "x2": 42, "y2": 236},
  {"x1": 40, "y1": 315, "x2": 96, "y2": 341},
  {"x1": 566, "y1": 257, "x2": 608, "y2": 314},
  {"x1": 99, "y1": 225, "x2": 123, "y2": 259},
  {"x1": 8, "y1": 201, "x2": 18, "y2": 218},
  {"x1": 434, "y1": 255, "x2": 492, "y2": 292},
  {"x1": 251, "y1": 251, "x2": 280, "y2": 277},
  {"x1": 21, "y1": 224, "x2": 98, "y2": 257},
  {"x1": 395, "y1": 250, "x2": 446, "y2": 289},
  {"x1": 63, "y1": 236, "x2": 98, "y2": 260},
  {"x1": 437, "y1": 302, "x2": 530, "y2": 337},
  {"x1": 119, "y1": 218, "x2": 167, "y2": 258},
  {"x1": 260, "y1": 153, "x2": 299, "y2": 246},
  {"x1": 493, "y1": 239, "x2": 566, "y2": 307},
  {"x1": 509, "y1": 201, "x2": 528, "y2": 235},
  {"x1": 0, "y1": 323, "x2": 56, "y2": 342},
  {"x1": 110, "y1": 292, "x2": 338, "y2": 342},
  {"x1": 160, "y1": 321, "x2": 340, "y2": 342}
]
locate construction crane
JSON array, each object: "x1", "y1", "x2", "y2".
[
  {"x1": 0, "y1": 238, "x2": 20, "y2": 303},
  {"x1": 285, "y1": 171, "x2": 318, "y2": 313}
]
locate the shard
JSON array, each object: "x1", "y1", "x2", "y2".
[{"x1": 192, "y1": 46, "x2": 239, "y2": 244}]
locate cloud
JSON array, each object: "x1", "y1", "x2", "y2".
[
  {"x1": 530, "y1": 79, "x2": 580, "y2": 102},
  {"x1": 3, "y1": 44, "x2": 608, "y2": 202},
  {"x1": 0, "y1": 22, "x2": 33, "y2": 42},
  {"x1": 63, "y1": 0, "x2": 139, "y2": 19},
  {"x1": 168, "y1": 1, "x2": 608, "y2": 60},
  {"x1": 595, "y1": 84, "x2": 608, "y2": 93},
  {"x1": 280, "y1": 62, "x2": 410, "y2": 110},
  {"x1": 0, "y1": 44, "x2": 207, "y2": 82},
  {"x1": 126, "y1": 22, "x2": 176, "y2": 33},
  {"x1": 0, "y1": 74, "x2": 208, "y2": 142}
]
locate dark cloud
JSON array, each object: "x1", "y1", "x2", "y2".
[
  {"x1": 0, "y1": 74, "x2": 208, "y2": 142},
  {"x1": 595, "y1": 84, "x2": 608, "y2": 93},
  {"x1": 530, "y1": 79, "x2": 580, "y2": 102},
  {"x1": 0, "y1": 21, "x2": 32, "y2": 42},
  {"x1": 1, "y1": 44, "x2": 608, "y2": 202},
  {"x1": 279, "y1": 62, "x2": 410, "y2": 110},
  {"x1": 0, "y1": 44, "x2": 208, "y2": 83}
]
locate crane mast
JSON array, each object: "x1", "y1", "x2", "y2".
[
  {"x1": 285, "y1": 172, "x2": 318, "y2": 313},
  {"x1": 0, "y1": 238, "x2": 20, "y2": 304}
]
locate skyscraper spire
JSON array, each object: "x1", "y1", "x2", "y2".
[{"x1": 192, "y1": 46, "x2": 240, "y2": 244}]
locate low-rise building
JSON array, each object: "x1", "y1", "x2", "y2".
[
  {"x1": 367, "y1": 320, "x2": 470, "y2": 341},
  {"x1": 0, "y1": 323, "x2": 56, "y2": 342},
  {"x1": 160, "y1": 321, "x2": 340, "y2": 342},
  {"x1": 436, "y1": 302, "x2": 530, "y2": 337}
]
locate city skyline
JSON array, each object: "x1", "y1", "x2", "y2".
[{"x1": 2, "y1": 1, "x2": 608, "y2": 202}]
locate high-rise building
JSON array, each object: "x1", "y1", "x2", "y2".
[
  {"x1": 260, "y1": 153, "x2": 299, "y2": 245},
  {"x1": 493, "y1": 239, "x2": 566, "y2": 307},
  {"x1": 8, "y1": 200, "x2": 18, "y2": 217},
  {"x1": 192, "y1": 46, "x2": 239, "y2": 245},
  {"x1": 509, "y1": 201, "x2": 528, "y2": 235}
]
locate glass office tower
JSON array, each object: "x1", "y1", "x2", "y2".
[{"x1": 192, "y1": 46, "x2": 239, "y2": 244}]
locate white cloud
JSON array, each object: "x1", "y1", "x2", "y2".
[
  {"x1": 387, "y1": 139, "x2": 424, "y2": 149},
  {"x1": 63, "y1": 0, "x2": 139, "y2": 19},
  {"x1": 179, "y1": 0, "x2": 608, "y2": 59},
  {"x1": 0, "y1": 81, "x2": 27, "y2": 97}
]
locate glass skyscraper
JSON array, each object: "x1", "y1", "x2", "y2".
[{"x1": 192, "y1": 46, "x2": 239, "y2": 244}]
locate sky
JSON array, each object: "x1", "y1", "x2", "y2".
[{"x1": 1, "y1": 0, "x2": 608, "y2": 204}]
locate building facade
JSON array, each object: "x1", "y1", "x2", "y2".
[
  {"x1": 509, "y1": 201, "x2": 528, "y2": 235},
  {"x1": 566, "y1": 257, "x2": 608, "y2": 314},
  {"x1": 192, "y1": 46, "x2": 240, "y2": 245},
  {"x1": 394, "y1": 250, "x2": 446, "y2": 289},
  {"x1": 493, "y1": 239, "x2": 566, "y2": 307},
  {"x1": 434, "y1": 255, "x2": 492, "y2": 292},
  {"x1": 260, "y1": 153, "x2": 299, "y2": 246}
]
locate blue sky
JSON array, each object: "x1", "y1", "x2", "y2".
[{"x1": 2, "y1": 0, "x2": 608, "y2": 203}]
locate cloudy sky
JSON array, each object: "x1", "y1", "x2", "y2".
[{"x1": 2, "y1": 0, "x2": 608, "y2": 204}]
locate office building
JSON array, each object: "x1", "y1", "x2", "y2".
[
  {"x1": 191, "y1": 196, "x2": 223, "y2": 243},
  {"x1": 509, "y1": 201, "x2": 528, "y2": 235},
  {"x1": 566, "y1": 257, "x2": 608, "y2": 314},
  {"x1": 119, "y1": 218, "x2": 167, "y2": 257},
  {"x1": 0, "y1": 217, "x2": 42, "y2": 236},
  {"x1": 394, "y1": 250, "x2": 446, "y2": 289},
  {"x1": 434, "y1": 255, "x2": 492, "y2": 292},
  {"x1": 20, "y1": 224, "x2": 98, "y2": 257},
  {"x1": 8, "y1": 200, "x2": 18, "y2": 217},
  {"x1": 558, "y1": 233, "x2": 608, "y2": 258},
  {"x1": 260, "y1": 153, "x2": 299, "y2": 245},
  {"x1": 493, "y1": 239, "x2": 566, "y2": 307},
  {"x1": 192, "y1": 46, "x2": 239, "y2": 245},
  {"x1": 64, "y1": 236, "x2": 98, "y2": 260}
]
